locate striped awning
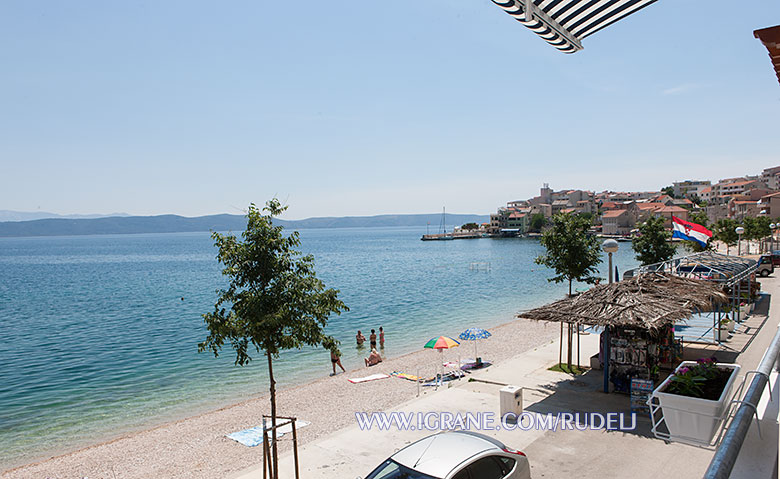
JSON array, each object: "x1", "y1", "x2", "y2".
[
  {"x1": 754, "y1": 25, "x2": 780, "y2": 87},
  {"x1": 491, "y1": 0, "x2": 657, "y2": 54}
]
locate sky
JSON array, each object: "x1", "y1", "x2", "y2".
[{"x1": 1, "y1": 1, "x2": 779, "y2": 220}]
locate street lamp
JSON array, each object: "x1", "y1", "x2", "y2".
[
  {"x1": 736, "y1": 226, "x2": 744, "y2": 256},
  {"x1": 771, "y1": 223, "x2": 776, "y2": 253},
  {"x1": 601, "y1": 239, "x2": 619, "y2": 394},
  {"x1": 602, "y1": 239, "x2": 619, "y2": 284}
]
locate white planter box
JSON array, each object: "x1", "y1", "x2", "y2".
[
  {"x1": 739, "y1": 306, "x2": 748, "y2": 318},
  {"x1": 726, "y1": 320, "x2": 736, "y2": 333},
  {"x1": 650, "y1": 362, "x2": 740, "y2": 444},
  {"x1": 717, "y1": 329, "x2": 729, "y2": 342}
]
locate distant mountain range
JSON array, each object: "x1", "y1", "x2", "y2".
[
  {"x1": 0, "y1": 213, "x2": 489, "y2": 238},
  {"x1": 0, "y1": 210, "x2": 131, "y2": 222}
]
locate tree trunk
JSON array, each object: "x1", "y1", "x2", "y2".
[
  {"x1": 567, "y1": 280, "x2": 573, "y2": 368},
  {"x1": 267, "y1": 352, "x2": 279, "y2": 479},
  {"x1": 559, "y1": 323, "x2": 563, "y2": 367}
]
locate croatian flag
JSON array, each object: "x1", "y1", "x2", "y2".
[{"x1": 671, "y1": 216, "x2": 713, "y2": 247}]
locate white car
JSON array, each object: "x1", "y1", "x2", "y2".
[{"x1": 363, "y1": 431, "x2": 531, "y2": 479}]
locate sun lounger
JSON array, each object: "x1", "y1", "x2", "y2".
[
  {"x1": 347, "y1": 373, "x2": 390, "y2": 383},
  {"x1": 421, "y1": 370, "x2": 465, "y2": 386},
  {"x1": 390, "y1": 371, "x2": 423, "y2": 382}
]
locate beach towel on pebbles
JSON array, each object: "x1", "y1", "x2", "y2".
[
  {"x1": 226, "y1": 419, "x2": 310, "y2": 447},
  {"x1": 347, "y1": 373, "x2": 389, "y2": 383}
]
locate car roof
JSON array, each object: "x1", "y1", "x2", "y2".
[{"x1": 391, "y1": 431, "x2": 503, "y2": 478}]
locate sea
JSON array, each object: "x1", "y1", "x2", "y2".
[{"x1": 0, "y1": 227, "x2": 639, "y2": 469}]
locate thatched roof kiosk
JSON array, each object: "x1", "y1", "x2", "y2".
[{"x1": 518, "y1": 272, "x2": 728, "y2": 330}]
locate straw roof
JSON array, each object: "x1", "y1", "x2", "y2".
[{"x1": 518, "y1": 272, "x2": 727, "y2": 330}]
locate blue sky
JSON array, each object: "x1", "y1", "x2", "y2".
[{"x1": 1, "y1": 1, "x2": 778, "y2": 219}]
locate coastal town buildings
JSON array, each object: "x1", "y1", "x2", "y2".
[
  {"x1": 672, "y1": 180, "x2": 711, "y2": 199},
  {"x1": 487, "y1": 165, "x2": 780, "y2": 237},
  {"x1": 759, "y1": 191, "x2": 780, "y2": 217}
]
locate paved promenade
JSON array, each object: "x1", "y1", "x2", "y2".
[{"x1": 234, "y1": 275, "x2": 780, "y2": 479}]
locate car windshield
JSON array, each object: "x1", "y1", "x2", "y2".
[{"x1": 365, "y1": 459, "x2": 438, "y2": 479}]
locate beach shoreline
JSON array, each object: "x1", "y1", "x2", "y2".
[{"x1": 2, "y1": 314, "x2": 560, "y2": 479}]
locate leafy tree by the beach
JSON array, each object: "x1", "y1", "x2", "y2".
[
  {"x1": 632, "y1": 216, "x2": 677, "y2": 265},
  {"x1": 713, "y1": 218, "x2": 739, "y2": 255},
  {"x1": 744, "y1": 216, "x2": 772, "y2": 253},
  {"x1": 199, "y1": 200, "x2": 348, "y2": 479},
  {"x1": 461, "y1": 222, "x2": 479, "y2": 231},
  {"x1": 754, "y1": 216, "x2": 772, "y2": 252},
  {"x1": 529, "y1": 213, "x2": 546, "y2": 232},
  {"x1": 689, "y1": 210, "x2": 709, "y2": 228},
  {"x1": 578, "y1": 211, "x2": 594, "y2": 224},
  {"x1": 535, "y1": 212, "x2": 602, "y2": 369}
]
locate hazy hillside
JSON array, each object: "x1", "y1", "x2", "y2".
[
  {"x1": 0, "y1": 210, "x2": 130, "y2": 222},
  {"x1": 0, "y1": 213, "x2": 489, "y2": 237}
]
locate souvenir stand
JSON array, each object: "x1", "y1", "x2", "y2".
[{"x1": 606, "y1": 324, "x2": 682, "y2": 394}]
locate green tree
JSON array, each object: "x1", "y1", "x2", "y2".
[
  {"x1": 688, "y1": 210, "x2": 709, "y2": 228},
  {"x1": 529, "y1": 213, "x2": 546, "y2": 232},
  {"x1": 744, "y1": 216, "x2": 772, "y2": 253},
  {"x1": 713, "y1": 218, "x2": 738, "y2": 255},
  {"x1": 742, "y1": 217, "x2": 758, "y2": 254},
  {"x1": 632, "y1": 216, "x2": 677, "y2": 265},
  {"x1": 689, "y1": 194, "x2": 706, "y2": 207},
  {"x1": 578, "y1": 211, "x2": 594, "y2": 224},
  {"x1": 661, "y1": 186, "x2": 676, "y2": 198},
  {"x1": 535, "y1": 213, "x2": 602, "y2": 368},
  {"x1": 199, "y1": 200, "x2": 348, "y2": 478},
  {"x1": 461, "y1": 222, "x2": 479, "y2": 231}
]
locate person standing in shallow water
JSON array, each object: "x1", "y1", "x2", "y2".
[
  {"x1": 356, "y1": 330, "x2": 366, "y2": 346},
  {"x1": 369, "y1": 329, "x2": 377, "y2": 349},
  {"x1": 379, "y1": 326, "x2": 385, "y2": 348},
  {"x1": 330, "y1": 346, "x2": 346, "y2": 375}
]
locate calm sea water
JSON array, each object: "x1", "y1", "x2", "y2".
[{"x1": 0, "y1": 227, "x2": 638, "y2": 468}]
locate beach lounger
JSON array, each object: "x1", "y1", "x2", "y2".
[
  {"x1": 390, "y1": 371, "x2": 423, "y2": 382},
  {"x1": 347, "y1": 373, "x2": 390, "y2": 383}
]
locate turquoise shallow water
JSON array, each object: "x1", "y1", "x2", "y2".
[{"x1": 0, "y1": 227, "x2": 638, "y2": 468}]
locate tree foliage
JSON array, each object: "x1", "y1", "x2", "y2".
[
  {"x1": 688, "y1": 210, "x2": 709, "y2": 228},
  {"x1": 535, "y1": 213, "x2": 602, "y2": 369},
  {"x1": 632, "y1": 216, "x2": 677, "y2": 265},
  {"x1": 199, "y1": 199, "x2": 348, "y2": 478},
  {"x1": 535, "y1": 213, "x2": 602, "y2": 295},
  {"x1": 661, "y1": 186, "x2": 676, "y2": 198},
  {"x1": 529, "y1": 213, "x2": 546, "y2": 232},
  {"x1": 712, "y1": 218, "x2": 739, "y2": 254},
  {"x1": 461, "y1": 222, "x2": 479, "y2": 231}
]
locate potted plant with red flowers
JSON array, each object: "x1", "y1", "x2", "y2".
[{"x1": 649, "y1": 357, "x2": 740, "y2": 444}]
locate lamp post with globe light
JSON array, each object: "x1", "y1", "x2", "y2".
[
  {"x1": 601, "y1": 239, "x2": 619, "y2": 393},
  {"x1": 736, "y1": 226, "x2": 744, "y2": 256},
  {"x1": 603, "y1": 239, "x2": 619, "y2": 284}
]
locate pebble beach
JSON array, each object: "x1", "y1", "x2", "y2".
[{"x1": 2, "y1": 317, "x2": 560, "y2": 479}]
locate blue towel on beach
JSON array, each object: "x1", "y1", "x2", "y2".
[
  {"x1": 227, "y1": 420, "x2": 310, "y2": 447},
  {"x1": 227, "y1": 426, "x2": 266, "y2": 447}
]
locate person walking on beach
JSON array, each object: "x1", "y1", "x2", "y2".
[
  {"x1": 379, "y1": 326, "x2": 385, "y2": 348},
  {"x1": 330, "y1": 346, "x2": 346, "y2": 375},
  {"x1": 356, "y1": 330, "x2": 366, "y2": 346},
  {"x1": 369, "y1": 329, "x2": 377, "y2": 349}
]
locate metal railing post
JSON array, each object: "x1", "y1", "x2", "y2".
[{"x1": 703, "y1": 324, "x2": 780, "y2": 479}]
